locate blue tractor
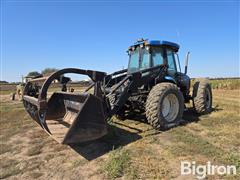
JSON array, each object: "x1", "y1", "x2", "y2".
[{"x1": 22, "y1": 39, "x2": 212, "y2": 144}]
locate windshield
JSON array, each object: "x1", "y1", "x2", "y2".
[{"x1": 128, "y1": 47, "x2": 150, "y2": 73}]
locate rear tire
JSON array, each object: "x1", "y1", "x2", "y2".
[
  {"x1": 193, "y1": 81, "x2": 212, "y2": 114},
  {"x1": 146, "y1": 83, "x2": 184, "y2": 129}
]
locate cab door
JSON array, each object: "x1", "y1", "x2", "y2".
[{"x1": 166, "y1": 49, "x2": 178, "y2": 77}]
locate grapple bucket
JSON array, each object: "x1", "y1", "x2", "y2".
[{"x1": 22, "y1": 68, "x2": 108, "y2": 144}]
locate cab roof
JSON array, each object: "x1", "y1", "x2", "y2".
[{"x1": 129, "y1": 39, "x2": 180, "y2": 52}]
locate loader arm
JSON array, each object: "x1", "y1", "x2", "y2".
[{"x1": 107, "y1": 65, "x2": 167, "y2": 115}]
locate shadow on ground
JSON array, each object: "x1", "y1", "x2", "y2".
[
  {"x1": 182, "y1": 105, "x2": 222, "y2": 123},
  {"x1": 69, "y1": 124, "x2": 141, "y2": 160},
  {"x1": 70, "y1": 105, "x2": 222, "y2": 160}
]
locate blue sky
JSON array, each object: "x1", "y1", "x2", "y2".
[{"x1": 1, "y1": 0, "x2": 239, "y2": 82}]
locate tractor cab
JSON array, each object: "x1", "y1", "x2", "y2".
[
  {"x1": 127, "y1": 39, "x2": 191, "y2": 99},
  {"x1": 127, "y1": 39, "x2": 179, "y2": 74}
]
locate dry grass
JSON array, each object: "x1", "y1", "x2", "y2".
[
  {"x1": 0, "y1": 82, "x2": 239, "y2": 179},
  {"x1": 102, "y1": 148, "x2": 130, "y2": 179},
  {"x1": 0, "y1": 158, "x2": 21, "y2": 179}
]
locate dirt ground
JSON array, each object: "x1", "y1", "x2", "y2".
[{"x1": 0, "y1": 89, "x2": 239, "y2": 179}]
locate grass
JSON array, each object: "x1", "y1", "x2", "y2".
[
  {"x1": 0, "y1": 107, "x2": 27, "y2": 143},
  {"x1": 209, "y1": 78, "x2": 240, "y2": 90},
  {"x1": 26, "y1": 145, "x2": 43, "y2": 156},
  {"x1": 71, "y1": 158, "x2": 88, "y2": 168},
  {"x1": 102, "y1": 148, "x2": 131, "y2": 179},
  {"x1": 0, "y1": 79, "x2": 239, "y2": 179},
  {"x1": 0, "y1": 143, "x2": 12, "y2": 155},
  {"x1": 169, "y1": 127, "x2": 240, "y2": 167},
  {"x1": 28, "y1": 172, "x2": 44, "y2": 178},
  {"x1": 0, "y1": 159, "x2": 21, "y2": 179},
  {"x1": 0, "y1": 91, "x2": 14, "y2": 95},
  {"x1": 44, "y1": 153, "x2": 55, "y2": 161}
]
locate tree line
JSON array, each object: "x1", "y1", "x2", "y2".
[{"x1": 27, "y1": 68, "x2": 58, "y2": 77}]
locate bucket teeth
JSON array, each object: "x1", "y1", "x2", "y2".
[{"x1": 39, "y1": 112, "x2": 51, "y2": 134}]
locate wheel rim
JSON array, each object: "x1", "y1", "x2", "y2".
[
  {"x1": 161, "y1": 93, "x2": 179, "y2": 122},
  {"x1": 205, "y1": 88, "x2": 211, "y2": 109}
]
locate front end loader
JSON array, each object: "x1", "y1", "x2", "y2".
[{"x1": 23, "y1": 39, "x2": 212, "y2": 144}]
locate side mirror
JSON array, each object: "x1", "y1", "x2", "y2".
[{"x1": 184, "y1": 52, "x2": 190, "y2": 74}]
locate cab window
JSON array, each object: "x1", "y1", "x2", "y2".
[
  {"x1": 140, "y1": 48, "x2": 150, "y2": 70},
  {"x1": 167, "y1": 49, "x2": 177, "y2": 75},
  {"x1": 152, "y1": 47, "x2": 164, "y2": 66}
]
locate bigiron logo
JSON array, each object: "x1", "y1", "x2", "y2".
[{"x1": 180, "y1": 161, "x2": 237, "y2": 179}]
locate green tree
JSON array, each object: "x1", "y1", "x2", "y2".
[
  {"x1": 41, "y1": 68, "x2": 58, "y2": 75},
  {"x1": 27, "y1": 71, "x2": 41, "y2": 77}
]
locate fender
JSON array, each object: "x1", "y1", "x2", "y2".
[{"x1": 164, "y1": 76, "x2": 177, "y2": 84}]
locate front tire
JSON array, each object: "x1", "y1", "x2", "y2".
[
  {"x1": 146, "y1": 83, "x2": 184, "y2": 129},
  {"x1": 193, "y1": 81, "x2": 212, "y2": 114}
]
